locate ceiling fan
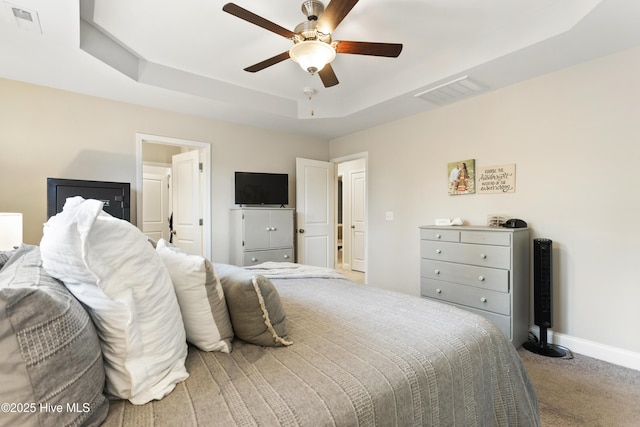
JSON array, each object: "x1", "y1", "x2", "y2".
[{"x1": 222, "y1": 0, "x2": 403, "y2": 88}]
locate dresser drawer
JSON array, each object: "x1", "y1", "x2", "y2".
[
  {"x1": 420, "y1": 240, "x2": 511, "y2": 269},
  {"x1": 420, "y1": 259, "x2": 509, "y2": 293},
  {"x1": 243, "y1": 249, "x2": 293, "y2": 265},
  {"x1": 420, "y1": 278, "x2": 510, "y2": 315},
  {"x1": 460, "y1": 231, "x2": 511, "y2": 246},
  {"x1": 420, "y1": 228, "x2": 460, "y2": 242}
]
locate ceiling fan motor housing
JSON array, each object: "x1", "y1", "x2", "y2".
[
  {"x1": 295, "y1": 1, "x2": 330, "y2": 42},
  {"x1": 301, "y1": 0, "x2": 324, "y2": 21}
]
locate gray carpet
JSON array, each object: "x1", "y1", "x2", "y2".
[{"x1": 518, "y1": 347, "x2": 640, "y2": 426}]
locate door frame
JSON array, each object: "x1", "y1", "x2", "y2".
[
  {"x1": 331, "y1": 152, "x2": 368, "y2": 281},
  {"x1": 135, "y1": 133, "x2": 212, "y2": 260}
]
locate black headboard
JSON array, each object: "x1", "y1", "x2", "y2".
[{"x1": 47, "y1": 178, "x2": 131, "y2": 221}]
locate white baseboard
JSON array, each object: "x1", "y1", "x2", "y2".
[{"x1": 529, "y1": 326, "x2": 640, "y2": 372}]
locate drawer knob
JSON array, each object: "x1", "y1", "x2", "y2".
[
  {"x1": 480, "y1": 253, "x2": 487, "y2": 259},
  {"x1": 478, "y1": 276, "x2": 485, "y2": 281},
  {"x1": 283, "y1": 254, "x2": 289, "y2": 259},
  {"x1": 251, "y1": 257, "x2": 258, "y2": 262},
  {"x1": 266, "y1": 227, "x2": 271, "y2": 231},
  {"x1": 480, "y1": 297, "x2": 487, "y2": 303},
  {"x1": 435, "y1": 249, "x2": 442, "y2": 254},
  {"x1": 434, "y1": 269, "x2": 440, "y2": 275},
  {"x1": 436, "y1": 288, "x2": 442, "y2": 294},
  {"x1": 435, "y1": 233, "x2": 441, "y2": 239}
]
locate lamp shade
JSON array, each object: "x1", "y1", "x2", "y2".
[
  {"x1": 289, "y1": 40, "x2": 336, "y2": 74},
  {"x1": 0, "y1": 213, "x2": 23, "y2": 250}
]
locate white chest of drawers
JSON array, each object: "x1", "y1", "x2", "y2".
[{"x1": 419, "y1": 225, "x2": 530, "y2": 346}]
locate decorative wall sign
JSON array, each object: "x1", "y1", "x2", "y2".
[
  {"x1": 477, "y1": 164, "x2": 516, "y2": 193},
  {"x1": 448, "y1": 159, "x2": 475, "y2": 195}
]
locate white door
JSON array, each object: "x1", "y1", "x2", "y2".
[
  {"x1": 296, "y1": 158, "x2": 335, "y2": 267},
  {"x1": 172, "y1": 150, "x2": 202, "y2": 255},
  {"x1": 350, "y1": 170, "x2": 366, "y2": 272},
  {"x1": 142, "y1": 166, "x2": 170, "y2": 242}
]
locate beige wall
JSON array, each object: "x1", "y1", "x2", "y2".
[
  {"x1": 0, "y1": 79, "x2": 329, "y2": 262},
  {"x1": 330, "y1": 46, "x2": 640, "y2": 366},
  {"x1": 142, "y1": 142, "x2": 181, "y2": 164}
]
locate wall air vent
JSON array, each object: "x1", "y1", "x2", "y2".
[
  {"x1": 414, "y1": 76, "x2": 487, "y2": 106},
  {"x1": 4, "y1": 2, "x2": 42, "y2": 34}
]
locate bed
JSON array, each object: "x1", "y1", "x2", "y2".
[
  {"x1": 1, "y1": 196, "x2": 539, "y2": 426},
  {"x1": 103, "y1": 262, "x2": 539, "y2": 426}
]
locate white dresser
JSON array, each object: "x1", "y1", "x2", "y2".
[
  {"x1": 230, "y1": 208, "x2": 295, "y2": 266},
  {"x1": 419, "y1": 225, "x2": 530, "y2": 346}
]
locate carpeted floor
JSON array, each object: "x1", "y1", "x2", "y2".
[{"x1": 518, "y1": 347, "x2": 640, "y2": 426}]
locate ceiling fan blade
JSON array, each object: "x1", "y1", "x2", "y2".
[
  {"x1": 316, "y1": 0, "x2": 359, "y2": 34},
  {"x1": 223, "y1": 3, "x2": 296, "y2": 39},
  {"x1": 318, "y1": 64, "x2": 339, "y2": 88},
  {"x1": 335, "y1": 41, "x2": 403, "y2": 57},
  {"x1": 244, "y1": 51, "x2": 291, "y2": 73}
]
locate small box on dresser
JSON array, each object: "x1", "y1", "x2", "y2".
[
  {"x1": 419, "y1": 225, "x2": 530, "y2": 346},
  {"x1": 230, "y1": 208, "x2": 295, "y2": 266}
]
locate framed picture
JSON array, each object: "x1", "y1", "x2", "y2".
[
  {"x1": 477, "y1": 164, "x2": 516, "y2": 194},
  {"x1": 448, "y1": 159, "x2": 475, "y2": 195}
]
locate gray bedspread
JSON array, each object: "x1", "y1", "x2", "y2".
[{"x1": 103, "y1": 277, "x2": 539, "y2": 426}]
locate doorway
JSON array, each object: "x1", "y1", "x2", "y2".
[
  {"x1": 334, "y1": 154, "x2": 367, "y2": 284},
  {"x1": 135, "y1": 133, "x2": 211, "y2": 260}
]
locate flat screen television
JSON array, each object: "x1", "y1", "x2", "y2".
[
  {"x1": 47, "y1": 178, "x2": 131, "y2": 221},
  {"x1": 234, "y1": 172, "x2": 288, "y2": 206}
]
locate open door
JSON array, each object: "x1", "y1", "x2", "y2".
[
  {"x1": 172, "y1": 150, "x2": 202, "y2": 255},
  {"x1": 296, "y1": 158, "x2": 335, "y2": 267},
  {"x1": 350, "y1": 170, "x2": 366, "y2": 272},
  {"x1": 142, "y1": 165, "x2": 171, "y2": 242}
]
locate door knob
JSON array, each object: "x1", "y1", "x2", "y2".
[{"x1": 298, "y1": 229, "x2": 305, "y2": 233}]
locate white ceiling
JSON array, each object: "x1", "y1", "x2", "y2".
[{"x1": 1, "y1": 0, "x2": 639, "y2": 139}]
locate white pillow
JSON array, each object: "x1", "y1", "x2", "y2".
[
  {"x1": 40, "y1": 197, "x2": 189, "y2": 405},
  {"x1": 156, "y1": 239, "x2": 233, "y2": 352}
]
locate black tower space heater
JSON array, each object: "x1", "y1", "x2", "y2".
[{"x1": 523, "y1": 238, "x2": 567, "y2": 357}]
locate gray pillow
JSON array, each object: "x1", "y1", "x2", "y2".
[
  {"x1": 215, "y1": 263, "x2": 292, "y2": 347},
  {"x1": 0, "y1": 245, "x2": 108, "y2": 427}
]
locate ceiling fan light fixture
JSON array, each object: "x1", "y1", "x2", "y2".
[{"x1": 289, "y1": 40, "x2": 336, "y2": 74}]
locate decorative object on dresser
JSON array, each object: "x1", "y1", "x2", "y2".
[
  {"x1": 230, "y1": 207, "x2": 295, "y2": 266},
  {"x1": 419, "y1": 225, "x2": 530, "y2": 346}
]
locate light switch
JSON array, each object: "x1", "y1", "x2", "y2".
[{"x1": 385, "y1": 211, "x2": 394, "y2": 221}]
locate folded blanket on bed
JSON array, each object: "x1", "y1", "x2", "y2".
[{"x1": 244, "y1": 261, "x2": 347, "y2": 279}]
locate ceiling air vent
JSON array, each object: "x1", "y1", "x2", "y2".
[
  {"x1": 4, "y1": 2, "x2": 42, "y2": 33},
  {"x1": 414, "y1": 76, "x2": 487, "y2": 105}
]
